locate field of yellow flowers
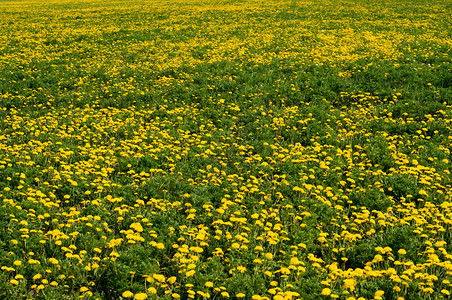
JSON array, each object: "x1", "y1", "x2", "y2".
[{"x1": 1, "y1": 0, "x2": 452, "y2": 299}]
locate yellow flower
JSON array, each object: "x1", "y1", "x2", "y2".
[
  {"x1": 253, "y1": 258, "x2": 263, "y2": 264},
  {"x1": 122, "y1": 291, "x2": 134, "y2": 298},
  {"x1": 130, "y1": 222, "x2": 143, "y2": 232},
  {"x1": 167, "y1": 276, "x2": 177, "y2": 284},
  {"x1": 48, "y1": 258, "x2": 59, "y2": 265},
  {"x1": 110, "y1": 251, "x2": 120, "y2": 258},
  {"x1": 343, "y1": 278, "x2": 356, "y2": 291},
  {"x1": 134, "y1": 293, "x2": 148, "y2": 300},
  {"x1": 375, "y1": 290, "x2": 384, "y2": 299},
  {"x1": 434, "y1": 241, "x2": 447, "y2": 247},
  {"x1": 33, "y1": 274, "x2": 42, "y2": 280},
  {"x1": 236, "y1": 293, "x2": 246, "y2": 298},
  {"x1": 254, "y1": 246, "x2": 263, "y2": 251},
  {"x1": 237, "y1": 266, "x2": 247, "y2": 273},
  {"x1": 152, "y1": 274, "x2": 166, "y2": 283},
  {"x1": 205, "y1": 281, "x2": 214, "y2": 288},
  {"x1": 397, "y1": 249, "x2": 406, "y2": 255},
  {"x1": 10, "y1": 279, "x2": 19, "y2": 285},
  {"x1": 321, "y1": 288, "x2": 331, "y2": 296},
  {"x1": 190, "y1": 246, "x2": 203, "y2": 253},
  {"x1": 265, "y1": 253, "x2": 273, "y2": 259}
]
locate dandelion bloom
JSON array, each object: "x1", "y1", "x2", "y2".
[
  {"x1": 321, "y1": 288, "x2": 332, "y2": 296},
  {"x1": 134, "y1": 293, "x2": 148, "y2": 300},
  {"x1": 122, "y1": 291, "x2": 134, "y2": 298}
]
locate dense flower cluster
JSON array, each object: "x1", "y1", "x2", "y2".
[{"x1": 0, "y1": 0, "x2": 451, "y2": 299}]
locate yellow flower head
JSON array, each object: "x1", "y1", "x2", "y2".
[
  {"x1": 321, "y1": 288, "x2": 332, "y2": 296},
  {"x1": 122, "y1": 291, "x2": 134, "y2": 298},
  {"x1": 134, "y1": 293, "x2": 148, "y2": 300}
]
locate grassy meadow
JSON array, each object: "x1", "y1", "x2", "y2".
[{"x1": 1, "y1": 0, "x2": 452, "y2": 299}]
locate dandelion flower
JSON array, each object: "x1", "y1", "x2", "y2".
[
  {"x1": 134, "y1": 293, "x2": 148, "y2": 300},
  {"x1": 122, "y1": 291, "x2": 134, "y2": 298},
  {"x1": 321, "y1": 288, "x2": 331, "y2": 296}
]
